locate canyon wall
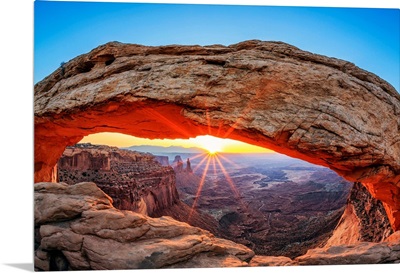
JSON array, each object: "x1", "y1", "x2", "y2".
[
  {"x1": 58, "y1": 143, "x2": 179, "y2": 216},
  {"x1": 326, "y1": 182, "x2": 393, "y2": 246},
  {"x1": 34, "y1": 40, "x2": 400, "y2": 230},
  {"x1": 58, "y1": 144, "x2": 221, "y2": 235}
]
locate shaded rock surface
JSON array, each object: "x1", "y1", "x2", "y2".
[
  {"x1": 34, "y1": 182, "x2": 400, "y2": 271},
  {"x1": 34, "y1": 182, "x2": 254, "y2": 271},
  {"x1": 34, "y1": 40, "x2": 400, "y2": 230}
]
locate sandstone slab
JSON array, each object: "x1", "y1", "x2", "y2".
[
  {"x1": 249, "y1": 255, "x2": 297, "y2": 266},
  {"x1": 34, "y1": 182, "x2": 255, "y2": 271},
  {"x1": 295, "y1": 242, "x2": 400, "y2": 265}
]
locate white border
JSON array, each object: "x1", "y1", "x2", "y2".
[{"x1": 0, "y1": 0, "x2": 398, "y2": 272}]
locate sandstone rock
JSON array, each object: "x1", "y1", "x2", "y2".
[
  {"x1": 326, "y1": 182, "x2": 393, "y2": 246},
  {"x1": 34, "y1": 182, "x2": 255, "y2": 271},
  {"x1": 81, "y1": 233, "x2": 215, "y2": 270},
  {"x1": 154, "y1": 155, "x2": 169, "y2": 166},
  {"x1": 34, "y1": 40, "x2": 400, "y2": 230},
  {"x1": 58, "y1": 143, "x2": 179, "y2": 216},
  {"x1": 34, "y1": 182, "x2": 113, "y2": 225},
  {"x1": 295, "y1": 241, "x2": 400, "y2": 265},
  {"x1": 167, "y1": 252, "x2": 248, "y2": 268},
  {"x1": 249, "y1": 255, "x2": 297, "y2": 266},
  {"x1": 34, "y1": 181, "x2": 400, "y2": 270},
  {"x1": 385, "y1": 231, "x2": 400, "y2": 243}
]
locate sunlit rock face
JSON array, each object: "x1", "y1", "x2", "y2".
[
  {"x1": 58, "y1": 143, "x2": 179, "y2": 216},
  {"x1": 34, "y1": 40, "x2": 400, "y2": 229},
  {"x1": 326, "y1": 182, "x2": 393, "y2": 246},
  {"x1": 57, "y1": 144, "x2": 221, "y2": 235}
]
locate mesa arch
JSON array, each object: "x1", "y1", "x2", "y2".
[{"x1": 34, "y1": 40, "x2": 400, "y2": 230}]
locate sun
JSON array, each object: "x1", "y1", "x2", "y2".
[
  {"x1": 206, "y1": 146, "x2": 220, "y2": 155},
  {"x1": 192, "y1": 135, "x2": 224, "y2": 155}
]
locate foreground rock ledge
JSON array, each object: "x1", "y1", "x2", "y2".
[
  {"x1": 34, "y1": 40, "x2": 400, "y2": 229},
  {"x1": 34, "y1": 182, "x2": 400, "y2": 270}
]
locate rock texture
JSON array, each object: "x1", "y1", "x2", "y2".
[
  {"x1": 58, "y1": 143, "x2": 179, "y2": 216},
  {"x1": 34, "y1": 182, "x2": 254, "y2": 271},
  {"x1": 326, "y1": 182, "x2": 393, "y2": 246},
  {"x1": 57, "y1": 144, "x2": 221, "y2": 235},
  {"x1": 34, "y1": 40, "x2": 400, "y2": 229},
  {"x1": 34, "y1": 182, "x2": 400, "y2": 270},
  {"x1": 295, "y1": 238, "x2": 400, "y2": 265}
]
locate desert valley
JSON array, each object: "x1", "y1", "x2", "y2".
[{"x1": 58, "y1": 143, "x2": 355, "y2": 259}]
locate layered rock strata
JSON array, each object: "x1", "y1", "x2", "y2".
[
  {"x1": 58, "y1": 143, "x2": 179, "y2": 216},
  {"x1": 34, "y1": 182, "x2": 400, "y2": 271},
  {"x1": 326, "y1": 182, "x2": 393, "y2": 246},
  {"x1": 34, "y1": 40, "x2": 400, "y2": 229},
  {"x1": 57, "y1": 144, "x2": 220, "y2": 235}
]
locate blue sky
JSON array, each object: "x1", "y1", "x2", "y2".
[{"x1": 34, "y1": 1, "x2": 399, "y2": 91}]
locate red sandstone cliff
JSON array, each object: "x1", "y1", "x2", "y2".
[
  {"x1": 326, "y1": 182, "x2": 393, "y2": 246},
  {"x1": 58, "y1": 143, "x2": 179, "y2": 216}
]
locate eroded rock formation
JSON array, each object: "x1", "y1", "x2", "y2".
[
  {"x1": 58, "y1": 143, "x2": 179, "y2": 216},
  {"x1": 34, "y1": 182, "x2": 400, "y2": 270},
  {"x1": 34, "y1": 182, "x2": 254, "y2": 270},
  {"x1": 34, "y1": 40, "x2": 400, "y2": 229},
  {"x1": 325, "y1": 182, "x2": 393, "y2": 246},
  {"x1": 57, "y1": 144, "x2": 221, "y2": 235},
  {"x1": 154, "y1": 155, "x2": 169, "y2": 166}
]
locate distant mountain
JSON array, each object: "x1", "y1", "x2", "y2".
[{"x1": 124, "y1": 145, "x2": 207, "y2": 154}]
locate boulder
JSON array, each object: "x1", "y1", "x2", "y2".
[{"x1": 34, "y1": 182, "x2": 254, "y2": 271}]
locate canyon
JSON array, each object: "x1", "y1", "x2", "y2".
[
  {"x1": 58, "y1": 143, "x2": 179, "y2": 215},
  {"x1": 54, "y1": 144, "x2": 395, "y2": 261},
  {"x1": 57, "y1": 144, "x2": 220, "y2": 235},
  {"x1": 34, "y1": 40, "x2": 400, "y2": 270},
  {"x1": 174, "y1": 153, "x2": 354, "y2": 258}
]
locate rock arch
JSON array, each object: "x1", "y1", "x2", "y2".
[{"x1": 34, "y1": 40, "x2": 400, "y2": 230}]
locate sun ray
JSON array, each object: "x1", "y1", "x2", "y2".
[
  {"x1": 212, "y1": 155, "x2": 217, "y2": 176},
  {"x1": 187, "y1": 152, "x2": 209, "y2": 164},
  {"x1": 188, "y1": 155, "x2": 212, "y2": 221},
  {"x1": 192, "y1": 154, "x2": 210, "y2": 174},
  {"x1": 218, "y1": 153, "x2": 242, "y2": 169},
  {"x1": 214, "y1": 155, "x2": 242, "y2": 201},
  {"x1": 215, "y1": 121, "x2": 224, "y2": 138},
  {"x1": 143, "y1": 108, "x2": 193, "y2": 138}
]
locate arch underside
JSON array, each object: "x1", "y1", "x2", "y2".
[{"x1": 34, "y1": 40, "x2": 400, "y2": 230}]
